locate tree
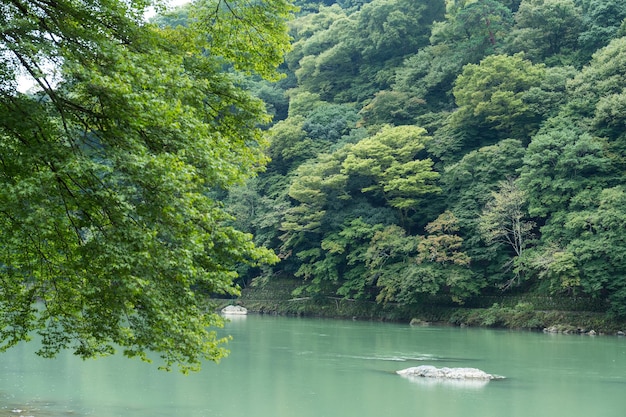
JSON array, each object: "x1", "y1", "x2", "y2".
[
  {"x1": 505, "y1": 0, "x2": 583, "y2": 65},
  {"x1": 353, "y1": 0, "x2": 444, "y2": 63},
  {"x1": 358, "y1": 90, "x2": 426, "y2": 126},
  {"x1": 479, "y1": 178, "x2": 535, "y2": 288},
  {"x1": 372, "y1": 212, "x2": 479, "y2": 306},
  {"x1": 367, "y1": 225, "x2": 420, "y2": 304},
  {"x1": 0, "y1": 0, "x2": 295, "y2": 372},
  {"x1": 578, "y1": 0, "x2": 626, "y2": 60},
  {"x1": 416, "y1": 211, "x2": 479, "y2": 301},
  {"x1": 452, "y1": 53, "x2": 547, "y2": 142},
  {"x1": 266, "y1": 116, "x2": 312, "y2": 175},
  {"x1": 341, "y1": 125, "x2": 440, "y2": 219},
  {"x1": 320, "y1": 217, "x2": 384, "y2": 299},
  {"x1": 525, "y1": 244, "x2": 581, "y2": 295},
  {"x1": 279, "y1": 151, "x2": 349, "y2": 283},
  {"x1": 563, "y1": 186, "x2": 626, "y2": 317},
  {"x1": 518, "y1": 120, "x2": 609, "y2": 218},
  {"x1": 566, "y1": 37, "x2": 626, "y2": 174},
  {"x1": 440, "y1": 0, "x2": 514, "y2": 57},
  {"x1": 264, "y1": 100, "x2": 360, "y2": 176},
  {"x1": 289, "y1": 0, "x2": 444, "y2": 103},
  {"x1": 301, "y1": 103, "x2": 360, "y2": 142},
  {"x1": 279, "y1": 147, "x2": 399, "y2": 299},
  {"x1": 418, "y1": 211, "x2": 470, "y2": 267},
  {"x1": 393, "y1": 44, "x2": 464, "y2": 113},
  {"x1": 392, "y1": 0, "x2": 514, "y2": 116},
  {"x1": 441, "y1": 139, "x2": 526, "y2": 285}
]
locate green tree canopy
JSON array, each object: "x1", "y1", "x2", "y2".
[
  {"x1": 505, "y1": 0, "x2": 583, "y2": 65},
  {"x1": 563, "y1": 186, "x2": 626, "y2": 317},
  {"x1": 392, "y1": 0, "x2": 514, "y2": 114},
  {"x1": 289, "y1": 0, "x2": 444, "y2": 103},
  {"x1": 341, "y1": 125, "x2": 440, "y2": 215},
  {"x1": 478, "y1": 177, "x2": 535, "y2": 288},
  {"x1": 578, "y1": 0, "x2": 626, "y2": 59},
  {"x1": 434, "y1": 0, "x2": 514, "y2": 57},
  {"x1": 440, "y1": 139, "x2": 526, "y2": 283},
  {"x1": 373, "y1": 212, "x2": 479, "y2": 306},
  {"x1": 0, "y1": 0, "x2": 295, "y2": 372},
  {"x1": 452, "y1": 53, "x2": 547, "y2": 142}
]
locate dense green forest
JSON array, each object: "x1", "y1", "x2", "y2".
[{"x1": 218, "y1": 0, "x2": 626, "y2": 318}]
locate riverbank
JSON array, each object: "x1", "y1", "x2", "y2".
[{"x1": 224, "y1": 279, "x2": 626, "y2": 336}]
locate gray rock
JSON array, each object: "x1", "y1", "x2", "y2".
[
  {"x1": 221, "y1": 305, "x2": 248, "y2": 315},
  {"x1": 396, "y1": 365, "x2": 504, "y2": 381}
]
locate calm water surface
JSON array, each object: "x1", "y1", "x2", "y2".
[{"x1": 1, "y1": 315, "x2": 625, "y2": 417}]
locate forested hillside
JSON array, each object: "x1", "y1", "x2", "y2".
[{"x1": 225, "y1": 0, "x2": 626, "y2": 318}]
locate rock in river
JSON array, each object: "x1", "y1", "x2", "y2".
[
  {"x1": 396, "y1": 365, "x2": 504, "y2": 381},
  {"x1": 221, "y1": 305, "x2": 248, "y2": 315}
]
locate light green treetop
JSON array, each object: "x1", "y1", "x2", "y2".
[
  {"x1": 453, "y1": 53, "x2": 546, "y2": 140},
  {"x1": 341, "y1": 125, "x2": 440, "y2": 212}
]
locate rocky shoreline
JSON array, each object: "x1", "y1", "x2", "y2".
[
  {"x1": 229, "y1": 279, "x2": 626, "y2": 336},
  {"x1": 542, "y1": 325, "x2": 626, "y2": 336}
]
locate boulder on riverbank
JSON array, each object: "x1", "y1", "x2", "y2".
[
  {"x1": 396, "y1": 365, "x2": 504, "y2": 381},
  {"x1": 543, "y1": 325, "x2": 600, "y2": 335},
  {"x1": 221, "y1": 305, "x2": 248, "y2": 315}
]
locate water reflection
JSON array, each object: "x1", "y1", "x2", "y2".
[
  {"x1": 398, "y1": 375, "x2": 490, "y2": 389},
  {"x1": 221, "y1": 314, "x2": 247, "y2": 321}
]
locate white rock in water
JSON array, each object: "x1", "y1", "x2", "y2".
[
  {"x1": 396, "y1": 365, "x2": 504, "y2": 380},
  {"x1": 221, "y1": 305, "x2": 248, "y2": 315}
]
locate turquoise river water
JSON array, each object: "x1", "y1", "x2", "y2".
[{"x1": 1, "y1": 314, "x2": 625, "y2": 417}]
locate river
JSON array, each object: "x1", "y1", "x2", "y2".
[{"x1": 1, "y1": 314, "x2": 625, "y2": 417}]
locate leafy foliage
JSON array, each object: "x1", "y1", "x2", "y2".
[
  {"x1": 289, "y1": 0, "x2": 445, "y2": 103},
  {"x1": 232, "y1": 0, "x2": 626, "y2": 318},
  {"x1": 452, "y1": 53, "x2": 547, "y2": 142},
  {"x1": 0, "y1": 0, "x2": 295, "y2": 371},
  {"x1": 505, "y1": 0, "x2": 583, "y2": 65},
  {"x1": 341, "y1": 125, "x2": 440, "y2": 214}
]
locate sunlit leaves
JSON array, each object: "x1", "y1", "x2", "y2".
[
  {"x1": 452, "y1": 53, "x2": 546, "y2": 141},
  {"x1": 525, "y1": 244, "x2": 581, "y2": 295},
  {"x1": 341, "y1": 125, "x2": 440, "y2": 212},
  {"x1": 193, "y1": 0, "x2": 297, "y2": 80}
]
